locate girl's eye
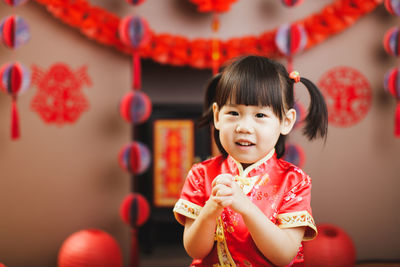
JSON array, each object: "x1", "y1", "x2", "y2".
[
  {"x1": 256, "y1": 113, "x2": 267, "y2": 118},
  {"x1": 228, "y1": 111, "x2": 239, "y2": 116}
]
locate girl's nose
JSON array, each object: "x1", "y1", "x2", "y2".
[{"x1": 235, "y1": 119, "x2": 254, "y2": 133}]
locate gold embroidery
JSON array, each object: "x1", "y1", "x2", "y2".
[
  {"x1": 215, "y1": 217, "x2": 236, "y2": 267},
  {"x1": 276, "y1": 211, "x2": 317, "y2": 240},
  {"x1": 173, "y1": 199, "x2": 202, "y2": 223}
]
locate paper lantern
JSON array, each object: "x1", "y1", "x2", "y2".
[
  {"x1": 304, "y1": 224, "x2": 356, "y2": 267},
  {"x1": 281, "y1": 0, "x2": 304, "y2": 7},
  {"x1": 119, "y1": 90, "x2": 152, "y2": 124},
  {"x1": 118, "y1": 15, "x2": 151, "y2": 50},
  {"x1": 283, "y1": 143, "x2": 305, "y2": 167},
  {"x1": 383, "y1": 27, "x2": 400, "y2": 57},
  {"x1": 120, "y1": 193, "x2": 150, "y2": 227},
  {"x1": 0, "y1": 62, "x2": 31, "y2": 140},
  {"x1": 2, "y1": 0, "x2": 28, "y2": 6},
  {"x1": 275, "y1": 23, "x2": 307, "y2": 57},
  {"x1": 384, "y1": 67, "x2": 400, "y2": 137},
  {"x1": 118, "y1": 141, "x2": 151, "y2": 175},
  {"x1": 58, "y1": 229, "x2": 122, "y2": 267},
  {"x1": 0, "y1": 263, "x2": 6, "y2": 267},
  {"x1": 384, "y1": 0, "x2": 400, "y2": 16},
  {"x1": 125, "y1": 0, "x2": 145, "y2": 5},
  {"x1": 0, "y1": 15, "x2": 30, "y2": 49}
]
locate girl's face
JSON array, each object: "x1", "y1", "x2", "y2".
[{"x1": 213, "y1": 101, "x2": 296, "y2": 166}]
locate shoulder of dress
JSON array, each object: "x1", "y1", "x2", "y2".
[{"x1": 276, "y1": 158, "x2": 310, "y2": 181}]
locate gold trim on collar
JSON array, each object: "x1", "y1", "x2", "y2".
[{"x1": 230, "y1": 148, "x2": 275, "y2": 177}]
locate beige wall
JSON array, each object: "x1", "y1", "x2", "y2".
[{"x1": 0, "y1": 1, "x2": 399, "y2": 266}]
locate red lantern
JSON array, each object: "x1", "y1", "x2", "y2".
[
  {"x1": 118, "y1": 141, "x2": 151, "y2": 175},
  {"x1": 281, "y1": 0, "x2": 304, "y2": 7},
  {"x1": 0, "y1": 15, "x2": 31, "y2": 49},
  {"x1": 120, "y1": 193, "x2": 150, "y2": 227},
  {"x1": 383, "y1": 26, "x2": 400, "y2": 57},
  {"x1": 119, "y1": 90, "x2": 152, "y2": 124},
  {"x1": 384, "y1": 0, "x2": 400, "y2": 16},
  {"x1": 384, "y1": 67, "x2": 400, "y2": 137},
  {"x1": 125, "y1": 0, "x2": 146, "y2": 5},
  {"x1": 303, "y1": 224, "x2": 356, "y2": 267},
  {"x1": 190, "y1": 0, "x2": 238, "y2": 12},
  {"x1": 2, "y1": 0, "x2": 28, "y2": 6},
  {"x1": 0, "y1": 62, "x2": 31, "y2": 140},
  {"x1": 58, "y1": 229, "x2": 122, "y2": 267}
]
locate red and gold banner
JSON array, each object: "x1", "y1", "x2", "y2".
[{"x1": 153, "y1": 120, "x2": 194, "y2": 207}]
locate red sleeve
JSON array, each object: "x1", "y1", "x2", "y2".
[{"x1": 277, "y1": 168, "x2": 317, "y2": 240}]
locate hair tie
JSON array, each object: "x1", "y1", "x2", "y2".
[{"x1": 289, "y1": 71, "x2": 300, "y2": 83}]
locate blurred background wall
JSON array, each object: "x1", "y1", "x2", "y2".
[{"x1": 0, "y1": 0, "x2": 399, "y2": 266}]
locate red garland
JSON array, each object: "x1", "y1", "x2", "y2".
[
  {"x1": 189, "y1": 0, "x2": 238, "y2": 12},
  {"x1": 33, "y1": 0, "x2": 382, "y2": 69}
]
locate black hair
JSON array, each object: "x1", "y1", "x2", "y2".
[{"x1": 199, "y1": 55, "x2": 328, "y2": 159}]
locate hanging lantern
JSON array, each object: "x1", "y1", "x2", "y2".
[
  {"x1": 384, "y1": 0, "x2": 400, "y2": 16},
  {"x1": 283, "y1": 143, "x2": 305, "y2": 167},
  {"x1": 1, "y1": 0, "x2": 29, "y2": 6},
  {"x1": 293, "y1": 102, "x2": 306, "y2": 129},
  {"x1": 275, "y1": 23, "x2": 307, "y2": 71},
  {"x1": 384, "y1": 67, "x2": 400, "y2": 137},
  {"x1": 0, "y1": 15, "x2": 31, "y2": 49},
  {"x1": 58, "y1": 229, "x2": 122, "y2": 267},
  {"x1": 118, "y1": 15, "x2": 151, "y2": 50},
  {"x1": 281, "y1": 0, "x2": 304, "y2": 7},
  {"x1": 0, "y1": 62, "x2": 31, "y2": 140},
  {"x1": 125, "y1": 0, "x2": 146, "y2": 5},
  {"x1": 119, "y1": 90, "x2": 152, "y2": 124},
  {"x1": 383, "y1": 26, "x2": 400, "y2": 56},
  {"x1": 120, "y1": 193, "x2": 150, "y2": 227},
  {"x1": 190, "y1": 0, "x2": 238, "y2": 13},
  {"x1": 118, "y1": 141, "x2": 151, "y2": 175}
]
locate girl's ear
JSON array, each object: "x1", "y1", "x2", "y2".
[
  {"x1": 280, "y1": 108, "x2": 296, "y2": 135},
  {"x1": 212, "y1": 103, "x2": 221, "y2": 130}
]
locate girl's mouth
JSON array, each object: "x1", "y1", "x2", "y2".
[{"x1": 236, "y1": 141, "x2": 254, "y2": 146}]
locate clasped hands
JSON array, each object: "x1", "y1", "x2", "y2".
[{"x1": 210, "y1": 173, "x2": 250, "y2": 214}]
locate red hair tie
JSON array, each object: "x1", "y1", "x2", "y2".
[{"x1": 289, "y1": 71, "x2": 300, "y2": 83}]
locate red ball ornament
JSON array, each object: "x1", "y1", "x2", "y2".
[
  {"x1": 384, "y1": 0, "x2": 400, "y2": 16},
  {"x1": 384, "y1": 67, "x2": 400, "y2": 137},
  {"x1": 0, "y1": 263, "x2": 6, "y2": 267},
  {"x1": 120, "y1": 193, "x2": 150, "y2": 227},
  {"x1": 293, "y1": 101, "x2": 306, "y2": 129},
  {"x1": 275, "y1": 23, "x2": 307, "y2": 57},
  {"x1": 383, "y1": 26, "x2": 400, "y2": 57},
  {"x1": 118, "y1": 141, "x2": 151, "y2": 175},
  {"x1": 119, "y1": 90, "x2": 152, "y2": 124},
  {"x1": 281, "y1": 0, "x2": 304, "y2": 7},
  {"x1": 0, "y1": 15, "x2": 31, "y2": 49},
  {"x1": 58, "y1": 229, "x2": 122, "y2": 267},
  {"x1": 283, "y1": 143, "x2": 305, "y2": 167},
  {"x1": 118, "y1": 15, "x2": 151, "y2": 50},
  {"x1": 125, "y1": 0, "x2": 145, "y2": 5},
  {"x1": 303, "y1": 224, "x2": 356, "y2": 267}
]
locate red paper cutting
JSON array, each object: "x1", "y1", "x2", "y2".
[
  {"x1": 318, "y1": 66, "x2": 372, "y2": 127},
  {"x1": 30, "y1": 63, "x2": 92, "y2": 125}
]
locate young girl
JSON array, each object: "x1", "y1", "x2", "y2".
[{"x1": 173, "y1": 55, "x2": 328, "y2": 267}]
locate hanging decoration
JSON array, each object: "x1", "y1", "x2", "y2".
[
  {"x1": 293, "y1": 102, "x2": 306, "y2": 129},
  {"x1": 31, "y1": 0, "x2": 381, "y2": 70},
  {"x1": 318, "y1": 66, "x2": 372, "y2": 127},
  {"x1": 125, "y1": 0, "x2": 146, "y2": 5},
  {"x1": 383, "y1": 67, "x2": 400, "y2": 137},
  {"x1": 119, "y1": 91, "x2": 152, "y2": 124},
  {"x1": 383, "y1": 0, "x2": 400, "y2": 137},
  {"x1": 281, "y1": 0, "x2": 304, "y2": 7},
  {"x1": 275, "y1": 23, "x2": 307, "y2": 71},
  {"x1": 384, "y1": 0, "x2": 400, "y2": 16},
  {"x1": 120, "y1": 193, "x2": 150, "y2": 227},
  {"x1": 211, "y1": 13, "x2": 221, "y2": 75},
  {"x1": 383, "y1": 26, "x2": 400, "y2": 56},
  {"x1": 0, "y1": 15, "x2": 31, "y2": 49},
  {"x1": 2, "y1": 0, "x2": 29, "y2": 6},
  {"x1": 189, "y1": 0, "x2": 238, "y2": 12},
  {"x1": 30, "y1": 63, "x2": 92, "y2": 126},
  {"x1": 283, "y1": 143, "x2": 305, "y2": 168},
  {"x1": 118, "y1": 141, "x2": 151, "y2": 175},
  {"x1": 0, "y1": 62, "x2": 31, "y2": 140}
]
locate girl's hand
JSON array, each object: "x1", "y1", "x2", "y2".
[{"x1": 212, "y1": 174, "x2": 251, "y2": 214}]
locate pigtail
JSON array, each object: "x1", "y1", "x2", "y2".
[
  {"x1": 299, "y1": 77, "x2": 328, "y2": 140},
  {"x1": 198, "y1": 73, "x2": 221, "y2": 127}
]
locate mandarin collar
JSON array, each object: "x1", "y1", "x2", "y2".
[{"x1": 227, "y1": 149, "x2": 275, "y2": 178}]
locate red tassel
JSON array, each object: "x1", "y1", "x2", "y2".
[
  {"x1": 11, "y1": 97, "x2": 20, "y2": 140},
  {"x1": 132, "y1": 53, "x2": 141, "y2": 90},
  {"x1": 287, "y1": 56, "x2": 293, "y2": 73},
  {"x1": 395, "y1": 102, "x2": 400, "y2": 137}
]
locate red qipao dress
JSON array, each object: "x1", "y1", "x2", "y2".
[{"x1": 173, "y1": 149, "x2": 317, "y2": 267}]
